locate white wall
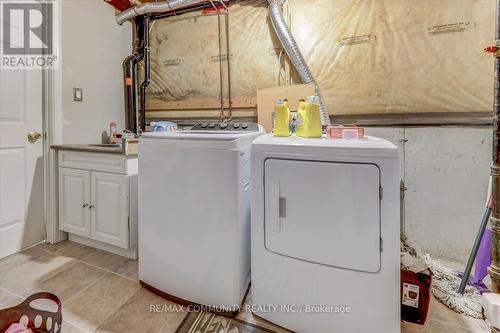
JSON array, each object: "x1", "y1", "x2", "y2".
[
  {"x1": 61, "y1": 0, "x2": 131, "y2": 144},
  {"x1": 366, "y1": 126, "x2": 492, "y2": 265}
]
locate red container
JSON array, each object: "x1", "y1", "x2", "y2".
[{"x1": 401, "y1": 270, "x2": 432, "y2": 325}]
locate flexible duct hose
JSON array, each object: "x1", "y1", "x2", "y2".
[{"x1": 268, "y1": 0, "x2": 330, "y2": 125}]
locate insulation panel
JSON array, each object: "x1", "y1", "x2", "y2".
[{"x1": 147, "y1": 0, "x2": 495, "y2": 118}]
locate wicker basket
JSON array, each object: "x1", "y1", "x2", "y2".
[{"x1": 0, "y1": 292, "x2": 62, "y2": 333}]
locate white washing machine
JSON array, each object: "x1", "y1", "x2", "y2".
[
  {"x1": 251, "y1": 134, "x2": 400, "y2": 333},
  {"x1": 139, "y1": 123, "x2": 264, "y2": 310}
]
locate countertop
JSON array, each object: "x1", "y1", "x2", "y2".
[{"x1": 51, "y1": 144, "x2": 137, "y2": 156}]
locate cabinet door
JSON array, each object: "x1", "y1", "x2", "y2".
[
  {"x1": 59, "y1": 168, "x2": 91, "y2": 237},
  {"x1": 264, "y1": 159, "x2": 381, "y2": 273},
  {"x1": 90, "y1": 172, "x2": 129, "y2": 248}
]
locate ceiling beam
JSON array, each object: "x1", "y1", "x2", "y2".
[{"x1": 103, "y1": 0, "x2": 132, "y2": 12}]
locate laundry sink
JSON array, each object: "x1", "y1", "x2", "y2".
[{"x1": 87, "y1": 143, "x2": 121, "y2": 147}]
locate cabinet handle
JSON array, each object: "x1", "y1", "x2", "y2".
[
  {"x1": 89, "y1": 205, "x2": 95, "y2": 209},
  {"x1": 82, "y1": 204, "x2": 88, "y2": 208}
]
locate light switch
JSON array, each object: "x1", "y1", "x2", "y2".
[{"x1": 73, "y1": 87, "x2": 83, "y2": 102}]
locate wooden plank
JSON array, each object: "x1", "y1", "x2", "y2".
[
  {"x1": 331, "y1": 112, "x2": 493, "y2": 126},
  {"x1": 146, "y1": 109, "x2": 256, "y2": 119},
  {"x1": 257, "y1": 84, "x2": 315, "y2": 132},
  {"x1": 146, "y1": 97, "x2": 257, "y2": 110}
]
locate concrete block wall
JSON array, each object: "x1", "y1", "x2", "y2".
[{"x1": 365, "y1": 126, "x2": 492, "y2": 265}]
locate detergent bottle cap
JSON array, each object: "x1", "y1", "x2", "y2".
[
  {"x1": 276, "y1": 98, "x2": 286, "y2": 105},
  {"x1": 307, "y1": 95, "x2": 320, "y2": 104}
]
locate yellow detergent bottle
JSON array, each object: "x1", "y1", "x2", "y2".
[
  {"x1": 296, "y1": 95, "x2": 323, "y2": 138},
  {"x1": 273, "y1": 98, "x2": 292, "y2": 137},
  {"x1": 295, "y1": 99, "x2": 307, "y2": 137}
]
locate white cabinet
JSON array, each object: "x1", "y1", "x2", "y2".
[
  {"x1": 57, "y1": 151, "x2": 137, "y2": 258},
  {"x1": 59, "y1": 168, "x2": 91, "y2": 237},
  {"x1": 90, "y1": 172, "x2": 129, "y2": 248}
]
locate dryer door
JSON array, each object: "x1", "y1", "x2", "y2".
[{"x1": 264, "y1": 158, "x2": 381, "y2": 272}]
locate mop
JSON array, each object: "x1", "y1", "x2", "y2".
[
  {"x1": 402, "y1": 238, "x2": 483, "y2": 318},
  {"x1": 458, "y1": 188, "x2": 493, "y2": 295},
  {"x1": 402, "y1": 178, "x2": 492, "y2": 319},
  {"x1": 425, "y1": 253, "x2": 483, "y2": 318}
]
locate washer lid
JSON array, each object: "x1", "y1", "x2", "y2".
[
  {"x1": 142, "y1": 130, "x2": 255, "y2": 141},
  {"x1": 252, "y1": 134, "x2": 398, "y2": 158},
  {"x1": 140, "y1": 130, "x2": 264, "y2": 150}
]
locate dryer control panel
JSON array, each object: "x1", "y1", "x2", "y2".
[{"x1": 192, "y1": 123, "x2": 259, "y2": 132}]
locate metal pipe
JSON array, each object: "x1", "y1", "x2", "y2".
[
  {"x1": 267, "y1": 0, "x2": 330, "y2": 125},
  {"x1": 225, "y1": 9, "x2": 232, "y2": 120},
  {"x1": 117, "y1": 0, "x2": 210, "y2": 25},
  {"x1": 150, "y1": 3, "x2": 214, "y2": 20},
  {"x1": 489, "y1": 0, "x2": 500, "y2": 293},
  {"x1": 139, "y1": 16, "x2": 151, "y2": 133},
  {"x1": 217, "y1": 12, "x2": 225, "y2": 119},
  {"x1": 123, "y1": 17, "x2": 145, "y2": 134}
]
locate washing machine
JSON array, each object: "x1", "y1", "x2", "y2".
[
  {"x1": 139, "y1": 123, "x2": 264, "y2": 310},
  {"x1": 251, "y1": 134, "x2": 400, "y2": 333}
]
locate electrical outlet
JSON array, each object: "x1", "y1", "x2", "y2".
[{"x1": 73, "y1": 87, "x2": 83, "y2": 102}]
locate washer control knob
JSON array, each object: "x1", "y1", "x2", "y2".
[
  {"x1": 220, "y1": 123, "x2": 228, "y2": 129},
  {"x1": 233, "y1": 123, "x2": 240, "y2": 129},
  {"x1": 208, "y1": 123, "x2": 216, "y2": 128},
  {"x1": 241, "y1": 124, "x2": 248, "y2": 129},
  {"x1": 201, "y1": 123, "x2": 208, "y2": 128}
]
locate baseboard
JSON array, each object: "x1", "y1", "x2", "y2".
[{"x1": 69, "y1": 234, "x2": 137, "y2": 259}]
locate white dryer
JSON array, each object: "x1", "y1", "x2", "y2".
[
  {"x1": 251, "y1": 134, "x2": 400, "y2": 333},
  {"x1": 139, "y1": 123, "x2": 264, "y2": 310}
]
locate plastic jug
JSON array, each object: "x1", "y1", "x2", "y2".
[
  {"x1": 296, "y1": 96, "x2": 322, "y2": 138},
  {"x1": 273, "y1": 98, "x2": 291, "y2": 137},
  {"x1": 295, "y1": 99, "x2": 307, "y2": 136}
]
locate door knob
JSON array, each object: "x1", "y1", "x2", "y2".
[{"x1": 27, "y1": 131, "x2": 42, "y2": 143}]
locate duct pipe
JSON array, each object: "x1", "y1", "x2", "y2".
[
  {"x1": 116, "y1": 0, "x2": 206, "y2": 25},
  {"x1": 139, "y1": 16, "x2": 151, "y2": 133},
  {"x1": 489, "y1": 0, "x2": 500, "y2": 293},
  {"x1": 268, "y1": 0, "x2": 330, "y2": 125},
  {"x1": 123, "y1": 17, "x2": 145, "y2": 134}
]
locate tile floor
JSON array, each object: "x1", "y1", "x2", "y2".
[{"x1": 0, "y1": 241, "x2": 492, "y2": 333}]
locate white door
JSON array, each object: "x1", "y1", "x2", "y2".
[
  {"x1": 91, "y1": 172, "x2": 129, "y2": 249},
  {"x1": 0, "y1": 28, "x2": 44, "y2": 257},
  {"x1": 59, "y1": 168, "x2": 91, "y2": 237},
  {"x1": 264, "y1": 159, "x2": 381, "y2": 273}
]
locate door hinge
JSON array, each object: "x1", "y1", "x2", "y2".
[
  {"x1": 128, "y1": 217, "x2": 130, "y2": 231},
  {"x1": 380, "y1": 238, "x2": 383, "y2": 252},
  {"x1": 379, "y1": 186, "x2": 383, "y2": 200}
]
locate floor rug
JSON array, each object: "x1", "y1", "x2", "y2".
[{"x1": 176, "y1": 312, "x2": 279, "y2": 333}]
